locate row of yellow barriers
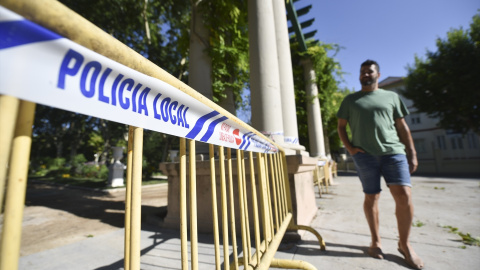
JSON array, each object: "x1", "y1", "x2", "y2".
[
  {"x1": 314, "y1": 160, "x2": 337, "y2": 197},
  {"x1": 0, "y1": 1, "x2": 325, "y2": 269}
]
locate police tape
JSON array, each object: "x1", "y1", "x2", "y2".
[{"x1": 0, "y1": 6, "x2": 278, "y2": 153}]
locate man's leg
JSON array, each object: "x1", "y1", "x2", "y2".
[
  {"x1": 390, "y1": 185, "x2": 424, "y2": 269},
  {"x1": 364, "y1": 193, "x2": 381, "y2": 247},
  {"x1": 364, "y1": 192, "x2": 383, "y2": 258}
]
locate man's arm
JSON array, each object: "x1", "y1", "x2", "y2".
[
  {"x1": 394, "y1": 117, "x2": 418, "y2": 174},
  {"x1": 337, "y1": 118, "x2": 364, "y2": 156}
]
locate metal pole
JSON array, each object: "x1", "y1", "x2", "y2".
[
  {"x1": 218, "y1": 146, "x2": 230, "y2": 270},
  {"x1": 0, "y1": 95, "x2": 20, "y2": 215},
  {"x1": 179, "y1": 138, "x2": 188, "y2": 269},
  {"x1": 209, "y1": 144, "x2": 221, "y2": 270},
  {"x1": 189, "y1": 139, "x2": 198, "y2": 270},
  {"x1": 248, "y1": 152, "x2": 262, "y2": 265},
  {"x1": 130, "y1": 127, "x2": 143, "y2": 270},
  {"x1": 0, "y1": 100, "x2": 36, "y2": 270},
  {"x1": 227, "y1": 148, "x2": 239, "y2": 269},
  {"x1": 124, "y1": 126, "x2": 134, "y2": 270},
  {"x1": 236, "y1": 149, "x2": 249, "y2": 268}
]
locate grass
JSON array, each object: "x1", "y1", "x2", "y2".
[{"x1": 29, "y1": 175, "x2": 167, "y2": 190}]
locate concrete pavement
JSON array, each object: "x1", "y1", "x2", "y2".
[{"x1": 19, "y1": 173, "x2": 480, "y2": 269}]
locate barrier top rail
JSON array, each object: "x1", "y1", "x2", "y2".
[{"x1": 0, "y1": 0, "x2": 279, "y2": 154}]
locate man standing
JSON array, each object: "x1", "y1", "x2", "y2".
[{"x1": 337, "y1": 60, "x2": 424, "y2": 269}]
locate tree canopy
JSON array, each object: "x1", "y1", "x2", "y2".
[{"x1": 403, "y1": 12, "x2": 480, "y2": 135}]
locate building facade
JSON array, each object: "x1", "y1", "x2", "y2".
[{"x1": 379, "y1": 77, "x2": 480, "y2": 175}]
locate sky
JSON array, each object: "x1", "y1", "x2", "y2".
[{"x1": 295, "y1": 0, "x2": 480, "y2": 91}]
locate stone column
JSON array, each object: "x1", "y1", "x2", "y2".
[
  {"x1": 188, "y1": 2, "x2": 212, "y2": 100},
  {"x1": 248, "y1": 0, "x2": 284, "y2": 144},
  {"x1": 188, "y1": 2, "x2": 211, "y2": 157},
  {"x1": 272, "y1": 0, "x2": 301, "y2": 147},
  {"x1": 302, "y1": 58, "x2": 326, "y2": 157}
]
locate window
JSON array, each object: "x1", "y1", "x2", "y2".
[
  {"x1": 414, "y1": 139, "x2": 426, "y2": 153},
  {"x1": 410, "y1": 115, "x2": 421, "y2": 125},
  {"x1": 467, "y1": 133, "x2": 479, "y2": 149},
  {"x1": 451, "y1": 136, "x2": 464, "y2": 150},
  {"x1": 437, "y1": 136, "x2": 446, "y2": 150},
  {"x1": 457, "y1": 137, "x2": 463, "y2": 149}
]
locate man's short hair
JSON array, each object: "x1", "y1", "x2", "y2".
[{"x1": 361, "y1": 59, "x2": 380, "y2": 73}]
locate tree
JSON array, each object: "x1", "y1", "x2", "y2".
[
  {"x1": 31, "y1": 0, "x2": 192, "y2": 173},
  {"x1": 403, "y1": 13, "x2": 480, "y2": 135}
]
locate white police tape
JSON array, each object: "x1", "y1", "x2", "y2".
[{"x1": 0, "y1": 6, "x2": 278, "y2": 153}]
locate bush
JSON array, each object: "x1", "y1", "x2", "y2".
[
  {"x1": 81, "y1": 164, "x2": 109, "y2": 179},
  {"x1": 71, "y1": 154, "x2": 87, "y2": 176},
  {"x1": 48, "y1": 158, "x2": 66, "y2": 171},
  {"x1": 98, "y1": 165, "x2": 109, "y2": 179}
]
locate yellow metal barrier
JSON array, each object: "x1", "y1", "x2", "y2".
[{"x1": 0, "y1": 1, "x2": 325, "y2": 269}]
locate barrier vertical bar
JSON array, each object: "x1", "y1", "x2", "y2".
[
  {"x1": 281, "y1": 152, "x2": 294, "y2": 228},
  {"x1": 179, "y1": 138, "x2": 188, "y2": 269},
  {"x1": 130, "y1": 127, "x2": 143, "y2": 270},
  {"x1": 124, "y1": 126, "x2": 134, "y2": 270},
  {"x1": 209, "y1": 144, "x2": 221, "y2": 270},
  {"x1": 189, "y1": 139, "x2": 198, "y2": 270},
  {"x1": 0, "y1": 96, "x2": 20, "y2": 215},
  {"x1": 256, "y1": 153, "x2": 271, "y2": 243},
  {"x1": 264, "y1": 154, "x2": 274, "y2": 235},
  {"x1": 241, "y1": 151, "x2": 252, "y2": 260},
  {"x1": 218, "y1": 146, "x2": 230, "y2": 270},
  {"x1": 275, "y1": 153, "x2": 287, "y2": 220},
  {"x1": 236, "y1": 149, "x2": 249, "y2": 268},
  {"x1": 268, "y1": 154, "x2": 279, "y2": 230},
  {"x1": 0, "y1": 100, "x2": 35, "y2": 270},
  {"x1": 248, "y1": 151, "x2": 262, "y2": 265},
  {"x1": 227, "y1": 148, "x2": 239, "y2": 269},
  {"x1": 323, "y1": 163, "x2": 329, "y2": 193}
]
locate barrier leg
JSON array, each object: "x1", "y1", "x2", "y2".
[
  {"x1": 209, "y1": 145, "x2": 221, "y2": 270},
  {"x1": 0, "y1": 100, "x2": 36, "y2": 270},
  {"x1": 130, "y1": 127, "x2": 143, "y2": 270},
  {"x1": 189, "y1": 139, "x2": 198, "y2": 270},
  {"x1": 270, "y1": 258, "x2": 317, "y2": 270},
  {"x1": 0, "y1": 95, "x2": 20, "y2": 214},
  {"x1": 124, "y1": 126, "x2": 134, "y2": 270},
  {"x1": 179, "y1": 138, "x2": 188, "y2": 269},
  {"x1": 293, "y1": 224, "x2": 326, "y2": 251}
]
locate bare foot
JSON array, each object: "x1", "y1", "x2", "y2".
[
  {"x1": 368, "y1": 246, "x2": 384, "y2": 259},
  {"x1": 398, "y1": 243, "x2": 424, "y2": 269}
]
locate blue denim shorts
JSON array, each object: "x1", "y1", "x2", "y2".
[{"x1": 351, "y1": 152, "x2": 411, "y2": 194}]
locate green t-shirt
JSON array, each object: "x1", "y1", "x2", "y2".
[{"x1": 337, "y1": 89, "x2": 409, "y2": 156}]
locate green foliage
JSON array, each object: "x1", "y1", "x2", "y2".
[
  {"x1": 49, "y1": 158, "x2": 67, "y2": 170},
  {"x1": 443, "y1": 225, "x2": 480, "y2": 246},
  {"x1": 291, "y1": 41, "x2": 350, "y2": 152},
  {"x1": 403, "y1": 13, "x2": 480, "y2": 135},
  {"x1": 200, "y1": 0, "x2": 250, "y2": 110},
  {"x1": 412, "y1": 220, "x2": 425, "y2": 227},
  {"x1": 33, "y1": 0, "x2": 192, "y2": 175},
  {"x1": 142, "y1": 130, "x2": 176, "y2": 177}
]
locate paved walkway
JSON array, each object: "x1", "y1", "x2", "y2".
[{"x1": 19, "y1": 173, "x2": 480, "y2": 269}]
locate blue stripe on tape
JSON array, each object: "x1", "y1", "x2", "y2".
[
  {"x1": 185, "y1": 111, "x2": 220, "y2": 139},
  {"x1": 240, "y1": 132, "x2": 255, "y2": 150},
  {"x1": 239, "y1": 132, "x2": 251, "y2": 149},
  {"x1": 200, "y1": 116, "x2": 228, "y2": 142},
  {"x1": 0, "y1": 20, "x2": 62, "y2": 49},
  {"x1": 244, "y1": 133, "x2": 255, "y2": 150}
]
